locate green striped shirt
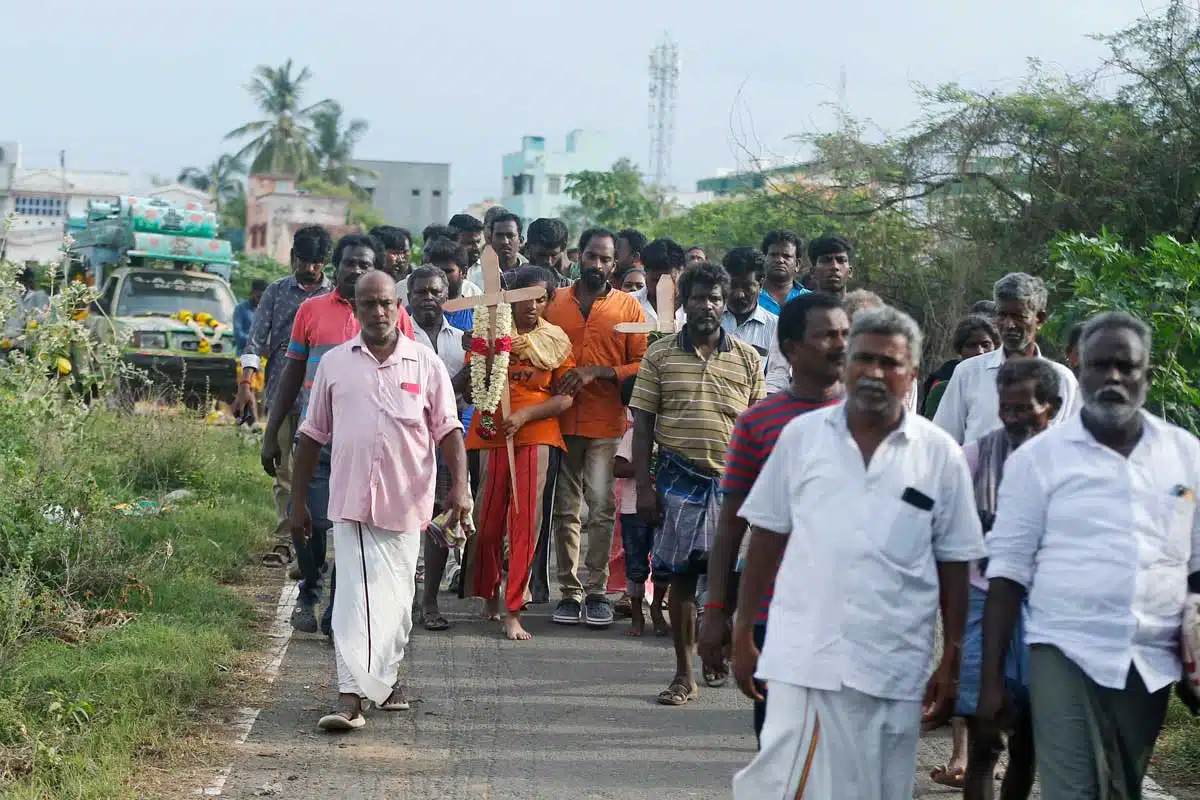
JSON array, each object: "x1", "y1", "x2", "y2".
[{"x1": 630, "y1": 328, "x2": 765, "y2": 475}]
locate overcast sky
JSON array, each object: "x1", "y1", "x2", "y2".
[{"x1": 5, "y1": 0, "x2": 1155, "y2": 211}]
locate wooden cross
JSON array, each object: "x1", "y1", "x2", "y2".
[
  {"x1": 443, "y1": 247, "x2": 545, "y2": 511},
  {"x1": 615, "y1": 274, "x2": 678, "y2": 335}
]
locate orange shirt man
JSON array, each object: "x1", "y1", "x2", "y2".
[{"x1": 543, "y1": 228, "x2": 648, "y2": 628}]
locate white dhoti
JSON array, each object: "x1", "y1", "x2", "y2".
[
  {"x1": 732, "y1": 681, "x2": 921, "y2": 800},
  {"x1": 331, "y1": 522, "x2": 420, "y2": 705}
]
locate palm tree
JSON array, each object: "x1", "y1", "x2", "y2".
[
  {"x1": 311, "y1": 102, "x2": 370, "y2": 187},
  {"x1": 177, "y1": 153, "x2": 245, "y2": 214},
  {"x1": 224, "y1": 59, "x2": 333, "y2": 177}
]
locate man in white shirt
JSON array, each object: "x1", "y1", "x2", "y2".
[
  {"x1": 731, "y1": 306, "x2": 985, "y2": 799},
  {"x1": 721, "y1": 247, "x2": 778, "y2": 370},
  {"x1": 934, "y1": 272, "x2": 1080, "y2": 444},
  {"x1": 406, "y1": 266, "x2": 468, "y2": 632},
  {"x1": 979, "y1": 311, "x2": 1200, "y2": 798}
]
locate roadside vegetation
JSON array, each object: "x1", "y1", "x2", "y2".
[{"x1": 0, "y1": 252, "x2": 274, "y2": 798}]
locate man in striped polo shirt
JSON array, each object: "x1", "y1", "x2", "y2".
[
  {"x1": 631, "y1": 261, "x2": 765, "y2": 707},
  {"x1": 699, "y1": 292, "x2": 850, "y2": 742},
  {"x1": 262, "y1": 233, "x2": 415, "y2": 635}
]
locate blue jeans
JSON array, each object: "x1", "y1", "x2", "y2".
[
  {"x1": 620, "y1": 513, "x2": 655, "y2": 597},
  {"x1": 290, "y1": 445, "x2": 332, "y2": 606}
]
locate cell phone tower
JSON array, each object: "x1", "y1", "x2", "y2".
[{"x1": 648, "y1": 32, "x2": 680, "y2": 190}]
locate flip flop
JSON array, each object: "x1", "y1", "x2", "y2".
[
  {"x1": 422, "y1": 611, "x2": 450, "y2": 631},
  {"x1": 703, "y1": 662, "x2": 729, "y2": 688},
  {"x1": 929, "y1": 765, "x2": 966, "y2": 789},
  {"x1": 656, "y1": 679, "x2": 699, "y2": 706},
  {"x1": 261, "y1": 543, "x2": 293, "y2": 568},
  {"x1": 317, "y1": 711, "x2": 364, "y2": 731}
]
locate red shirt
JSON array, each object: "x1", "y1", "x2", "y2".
[{"x1": 724, "y1": 390, "x2": 844, "y2": 624}]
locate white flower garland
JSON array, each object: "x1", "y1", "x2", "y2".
[{"x1": 469, "y1": 303, "x2": 513, "y2": 414}]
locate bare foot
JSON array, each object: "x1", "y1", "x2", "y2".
[
  {"x1": 625, "y1": 609, "x2": 646, "y2": 637},
  {"x1": 504, "y1": 616, "x2": 532, "y2": 641},
  {"x1": 483, "y1": 592, "x2": 502, "y2": 622},
  {"x1": 650, "y1": 605, "x2": 670, "y2": 636}
]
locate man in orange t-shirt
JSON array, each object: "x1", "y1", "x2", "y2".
[
  {"x1": 462, "y1": 266, "x2": 575, "y2": 641},
  {"x1": 543, "y1": 228, "x2": 648, "y2": 628}
]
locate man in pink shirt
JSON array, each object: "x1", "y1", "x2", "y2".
[{"x1": 291, "y1": 272, "x2": 471, "y2": 731}]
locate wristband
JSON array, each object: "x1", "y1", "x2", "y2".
[{"x1": 703, "y1": 601, "x2": 726, "y2": 611}]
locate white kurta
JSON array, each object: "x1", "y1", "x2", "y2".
[{"x1": 332, "y1": 522, "x2": 421, "y2": 704}]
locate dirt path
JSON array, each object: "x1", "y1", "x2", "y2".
[{"x1": 209, "y1": 591, "x2": 1178, "y2": 799}]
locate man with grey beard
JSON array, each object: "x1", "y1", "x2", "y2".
[
  {"x1": 731, "y1": 306, "x2": 983, "y2": 799},
  {"x1": 979, "y1": 311, "x2": 1200, "y2": 798}
]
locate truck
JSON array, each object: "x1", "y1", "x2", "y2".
[{"x1": 69, "y1": 196, "x2": 241, "y2": 403}]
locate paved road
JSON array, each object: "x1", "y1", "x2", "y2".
[{"x1": 216, "y1": 593, "x2": 1172, "y2": 799}]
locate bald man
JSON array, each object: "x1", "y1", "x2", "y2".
[{"x1": 291, "y1": 271, "x2": 472, "y2": 731}]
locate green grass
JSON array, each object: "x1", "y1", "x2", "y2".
[
  {"x1": 0, "y1": 411, "x2": 275, "y2": 798},
  {"x1": 1153, "y1": 696, "x2": 1200, "y2": 797}
]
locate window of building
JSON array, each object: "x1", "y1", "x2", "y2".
[
  {"x1": 512, "y1": 174, "x2": 534, "y2": 195},
  {"x1": 411, "y1": 188, "x2": 421, "y2": 197},
  {"x1": 432, "y1": 189, "x2": 442, "y2": 197},
  {"x1": 547, "y1": 175, "x2": 562, "y2": 195}
]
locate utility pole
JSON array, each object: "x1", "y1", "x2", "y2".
[{"x1": 648, "y1": 32, "x2": 680, "y2": 193}]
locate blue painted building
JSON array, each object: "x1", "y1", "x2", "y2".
[{"x1": 499, "y1": 130, "x2": 613, "y2": 223}]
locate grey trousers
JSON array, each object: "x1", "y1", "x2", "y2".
[{"x1": 1029, "y1": 644, "x2": 1170, "y2": 800}]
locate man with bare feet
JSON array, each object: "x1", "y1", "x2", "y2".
[{"x1": 291, "y1": 272, "x2": 470, "y2": 730}]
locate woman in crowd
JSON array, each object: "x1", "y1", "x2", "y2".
[
  {"x1": 922, "y1": 314, "x2": 1001, "y2": 418},
  {"x1": 461, "y1": 266, "x2": 576, "y2": 641}
]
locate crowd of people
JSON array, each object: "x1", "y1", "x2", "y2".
[{"x1": 230, "y1": 208, "x2": 1200, "y2": 798}]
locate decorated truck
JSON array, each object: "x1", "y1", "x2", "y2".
[{"x1": 69, "y1": 196, "x2": 240, "y2": 402}]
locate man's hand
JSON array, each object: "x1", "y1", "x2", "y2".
[
  {"x1": 501, "y1": 409, "x2": 529, "y2": 438},
  {"x1": 698, "y1": 608, "x2": 730, "y2": 680},
  {"x1": 636, "y1": 488, "x2": 660, "y2": 526},
  {"x1": 232, "y1": 380, "x2": 256, "y2": 418},
  {"x1": 290, "y1": 502, "x2": 312, "y2": 542},
  {"x1": 445, "y1": 483, "x2": 474, "y2": 535},
  {"x1": 732, "y1": 626, "x2": 763, "y2": 701},
  {"x1": 921, "y1": 654, "x2": 959, "y2": 731},
  {"x1": 261, "y1": 431, "x2": 282, "y2": 477},
  {"x1": 554, "y1": 366, "x2": 600, "y2": 396}
]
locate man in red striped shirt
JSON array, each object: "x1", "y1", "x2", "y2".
[{"x1": 699, "y1": 292, "x2": 850, "y2": 742}]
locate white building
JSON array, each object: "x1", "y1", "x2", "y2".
[
  {"x1": 0, "y1": 143, "x2": 131, "y2": 264},
  {"x1": 500, "y1": 130, "x2": 614, "y2": 223},
  {"x1": 350, "y1": 159, "x2": 450, "y2": 233}
]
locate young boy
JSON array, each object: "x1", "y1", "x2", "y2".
[{"x1": 614, "y1": 376, "x2": 668, "y2": 637}]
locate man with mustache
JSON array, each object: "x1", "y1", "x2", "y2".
[
  {"x1": 465, "y1": 209, "x2": 528, "y2": 289},
  {"x1": 408, "y1": 266, "x2": 468, "y2": 631},
  {"x1": 758, "y1": 230, "x2": 809, "y2": 315},
  {"x1": 947, "y1": 357, "x2": 1062, "y2": 799},
  {"x1": 699, "y1": 292, "x2": 849, "y2": 737},
  {"x1": 262, "y1": 234, "x2": 416, "y2": 636},
  {"x1": 632, "y1": 237, "x2": 687, "y2": 328},
  {"x1": 237, "y1": 225, "x2": 334, "y2": 556},
  {"x1": 720, "y1": 247, "x2": 778, "y2": 372},
  {"x1": 369, "y1": 225, "x2": 413, "y2": 281},
  {"x1": 291, "y1": 271, "x2": 470, "y2": 731},
  {"x1": 630, "y1": 261, "x2": 765, "y2": 706},
  {"x1": 978, "y1": 311, "x2": 1200, "y2": 799},
  {"x1": 731, "y1": 306, "x2": 983, "y2": 799},
  {"x1": 935, "y1": 272, "x2": 1080, "y2": 445},
  {"x1": 545, "y1": 227, "x2": 648, "y2": 628}
]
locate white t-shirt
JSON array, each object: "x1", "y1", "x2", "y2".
[{"x1": 614, "y1": 421, "x2": 637, "y2": 515}]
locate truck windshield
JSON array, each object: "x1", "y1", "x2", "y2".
[{"x1": 115, "y1": 272, "x2": 235, "y2": 324}]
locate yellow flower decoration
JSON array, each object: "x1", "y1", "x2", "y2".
[
  {"x1": 56, "y1": 357, "x2": 72, "y2": 375},
  {"x1": 196, "y1": 340, "x2": 212, "y2": 355},
  {"x1": 1, "y1": 339, "x2": 11, "y2": 349},
  {"x1": 175, "y1": 311, "x2": 193, "y2": 323},
  {"x1": 26, "y1": 320, "x2": 37, "y2": 330},
  {"x1": 194, "y1": 312, "x2": 213, "y2": 326},
  {"x1": 72, "y1": 310, "x2": 88, "y2": 321}
]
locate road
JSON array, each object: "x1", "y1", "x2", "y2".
[{"x1": 214, "y1": 593, "x2": 1173, "y2": 799}]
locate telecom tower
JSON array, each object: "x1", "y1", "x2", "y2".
[{"x1": 648, "y1": 33, "x2": 680, "y2": 190}]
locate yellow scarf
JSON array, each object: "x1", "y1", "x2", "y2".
[{"x1": 511, "y1": 318, "x2": 573, "y2": 371}]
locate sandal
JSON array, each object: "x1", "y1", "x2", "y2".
[
  {"x1": 656, "y1": 678, "x2": 699, "y2": 706},
  {"x1": 929, "y1": 765, "x2": 966, "y2": 789},
  {"x1": 702, "y1": 662, "x2": 729, "y2": 688},
  {"x1": 261, "y1": 543, "x2": 293, "y2": 567},
  {"x1": 422, "y1": 611, "x2": 450, "y2": 631}
]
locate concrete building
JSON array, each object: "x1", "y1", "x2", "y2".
[
  {"x1": 145, "y1": 183, "x2": 214, "y2": 212},
  {"x1": 460, "y1": 198, "x2": 500, "y2": 222},
  {"x1": 0, "y1": 143, "x2": 132, "y2": 264},
  {"x1": 350, "y1": 159, "x2": 450, "y2": 232},
  {"x1": 244, "y1": 174, "x2": 358, "y2": 265},
  {"x1": 500, "y1": 131, "x2": 613, "y2": 223}
]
